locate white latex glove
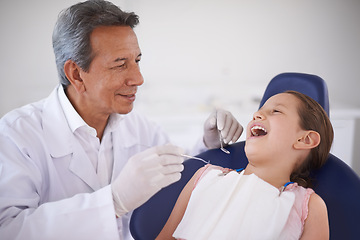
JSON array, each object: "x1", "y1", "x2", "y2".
[
  {"x1": 203, "y1": 108, "x2": 243, "y2": 149},
  {"x1": 111, "y1": 145, "x2": 185, "y2": 217}
]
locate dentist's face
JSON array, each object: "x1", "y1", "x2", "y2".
[{"x1": 80, "y1": 25, "x2": 144, "y2": 115}]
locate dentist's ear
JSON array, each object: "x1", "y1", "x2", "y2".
[
  {"x1": 294, "y1": 131, "x2": 321, "y2": 150},
  {"x1": 64, "y1": 59, "x2": 86, "y2": 93}
]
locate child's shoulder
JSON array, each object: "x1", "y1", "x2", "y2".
[
  {"x1": 287, "y1": 183, "x2": 314, "y2": 196},
  {"x1": 287, "y1": 184, "x2": 326, "y2": 224},
  {"x1": 308, "y1": 192, "x2": 327, "y2": 216},
  {"x1": 192, "y1": 164, "x2": 227, "y2": 187},
  {"x1": 301, "y1": 192, "x2": 329, "y2": 238},
  {"x1": 195, "y1": 164, "x2": 233, "y2": 177}
]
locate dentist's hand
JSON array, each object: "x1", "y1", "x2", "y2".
[
  {"x1": 111, "y1": 145, "x2": 185, "y2": 217},
  {"x1": 203, "y1": 108, "x2": 243, "y2": 149}
]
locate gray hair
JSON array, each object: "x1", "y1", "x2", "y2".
[{"x1": 52, "y1": 0, "x2": 139, "y2": 86}]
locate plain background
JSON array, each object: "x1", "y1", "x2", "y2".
[{"x1": 1, "y1": 0, "x2": 359, "y2": 172}]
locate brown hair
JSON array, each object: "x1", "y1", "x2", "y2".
[{"x1": 285, "y1": 90, "x2": 334, "y2": 188}]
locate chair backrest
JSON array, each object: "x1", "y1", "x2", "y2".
[{"x1": 130, "y1": 72, "x2": 360, "y2": 240}]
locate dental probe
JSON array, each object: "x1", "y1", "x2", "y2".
[
  {"x1": 138, "y1": 144, "x2": 210, "y2": 164},
  {"x1": 171, "y1": 153, "x2": 210, "y2": 164},
  {"x1": 180, "y1": 154, "x2": 210, "y2": 164}
]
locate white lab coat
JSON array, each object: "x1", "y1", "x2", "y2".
[{"x1": 0, "y1": 86, "x2": 170, "y2": 240}]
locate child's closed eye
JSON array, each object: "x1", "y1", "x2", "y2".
[{"x1": 272, "y1": 109, "x2": 282, "y2": 114}]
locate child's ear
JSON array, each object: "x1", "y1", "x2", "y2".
[
  {"x1": 64, "y1": 60, "x2": 86, "y2": 93},
  {"x1": 294, "y1": 131, "x2": 320, "y2": 150}
]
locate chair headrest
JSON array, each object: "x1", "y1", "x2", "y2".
[{"x1": 259, "y1": 72, "x2": 330, "y2": 116}]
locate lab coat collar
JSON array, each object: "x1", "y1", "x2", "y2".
[
  {"x1": 42, "y1": 85, "x2": 100, "y2": 190},
  {"x1": 43, "y1": 86, "x2": 73, "y2": 158},
  {"x1": 43, "y1": 85, "x2": 139, "y2": 151},
  {"x1": 57, "y1": 84, "x2": 92, "y2": 134}
]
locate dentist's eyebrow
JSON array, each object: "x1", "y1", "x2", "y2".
[
  {"x1": 113, "y1": 57, "x2": 127, "y2": 62},
  {"x1": 113, "y1": 53, "x2": 142, "y2": 62}
]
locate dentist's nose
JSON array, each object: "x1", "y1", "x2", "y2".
[{"x1": 126, "y1": 63, "x2": 144, "y2": 87}]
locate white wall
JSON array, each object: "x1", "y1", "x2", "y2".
[
  {"x1": 1, "y1": 0, "x2": 360, "y2": 115},
  {"x1": 1, "y1": 0, "x2": 359, "y2": 171}
]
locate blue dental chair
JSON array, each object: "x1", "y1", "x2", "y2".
[{"x1": 130, "y1": 72, "x2": 360, "y2": 240}]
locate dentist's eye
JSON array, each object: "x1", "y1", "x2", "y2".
[{"x1": 110, "y1": 63, "x2": 126, "y2": 70}]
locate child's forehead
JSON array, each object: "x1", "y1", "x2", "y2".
[{"x1": 264, "y1": 93, "x2": 300, "y2": 107}]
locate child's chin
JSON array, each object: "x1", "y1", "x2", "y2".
[{"x1": 244, "y1": 144, "x2": 258, "y2": 158}]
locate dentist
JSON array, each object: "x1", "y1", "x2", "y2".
[{"x1": 0, "y1": 1, "x2": 243, "y2": 239}]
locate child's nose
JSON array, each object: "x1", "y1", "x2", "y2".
[{"x1": 253, "y1": 111, "x2": 264, "y2": 120}]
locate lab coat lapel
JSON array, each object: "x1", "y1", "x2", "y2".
[
  {"x1": 42, "y1": 86, "x2": 100, "y2": 191},
  {"x1": 68, "y1": 142, "x2": 100, "y2": 191}
]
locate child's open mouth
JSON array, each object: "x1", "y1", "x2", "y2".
[{"x1": 250, "y1": 125, "x2": 267, "y2": 137}]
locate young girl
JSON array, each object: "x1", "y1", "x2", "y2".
[{"x1": 156, "y1": 91, "x2": 333, "y2": 240}]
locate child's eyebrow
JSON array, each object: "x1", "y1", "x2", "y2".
[
  {"x1": 261, "y1": 103, "x2": 287, "y2": 110},
  {"x1": 274, "y1": 103, "x2": 288, "y2": 108}
]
